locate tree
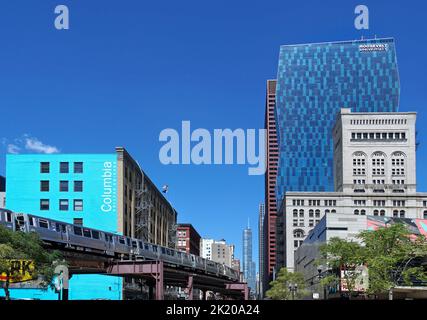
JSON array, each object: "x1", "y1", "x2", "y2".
[
  {"x1": 318, "y1": 237, "x2": 366, "y2": 299},
  {"x1": 0, "y1": 225, "x2": 62, "y2": 300},
  {"x1": 358, "y1": 223, "x2": 427, "y2": 298},
  {"x1": 266, "y1": 268, "x2": 308, "y2": 300},
  {"x1": 318, "y1": 223, "x2": 427, "y2": 300}
]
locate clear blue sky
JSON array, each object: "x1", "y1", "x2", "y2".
[{"x1": 1, "y1": 0, "x2": 427, "y2": 271}]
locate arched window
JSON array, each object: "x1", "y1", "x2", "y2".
[
  {"x1": 331, "y1": 209, "x2": 336, "y2": 214},
  {"x1": 309, "y1": 209, "x2": 314, "y2": 218},
  {"x1": 353, "y1": 152, "x2": 367, "y2": 176},
  {"x1": 393, "y1": 210, "x2": 399, "y2": 218},
  {"x1": 299, "y1": 209, "x2": 304, "y2": 218},
  {"x1": 400, "y1": 210, "x2": 405, "y2": 218},
  {"x1": 374, "y1": 210, "x2": 379, "y2": 216},
  {"x1": 424, "y1": 211, "x2": 427, "y2": 220},
  {"x1": 380, "y1": 210, "x2": 386, "y2": 216},
  {"x1": 294, "y1": 229, "x2": 305, "y2": 238},
  {"x1": 391, "y1": 152, "x2": 406, "y2": 177},
  {"x1": 315, "y1": 209, "x2": 320, "y2": 218},
  {"x1": 372, "y1": 152, "x2": 386, "y2": 176},
  {"x1": 293, "y1": 209, "x2": 298, "y2": 218},
  {"x1": 325, "y1": 209, "x2": 330, "y2": 215},
  {"x1": 354, "y1": 210, "x2": 360, "y2": 215},
  {"x1": 361, "y1": 210, "x2": 366, "y2": 216}
]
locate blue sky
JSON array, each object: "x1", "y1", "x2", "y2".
[{"x1": 1, "y1": 0, "x2": 427, "y2": 272}]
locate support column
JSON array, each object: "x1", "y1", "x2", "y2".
[
  {"x1": 155, "y1": 261, "x2": 164, "y2": 300},
  {"x1": 186, "y1": 275, "x2": 194, "y2": 300}
]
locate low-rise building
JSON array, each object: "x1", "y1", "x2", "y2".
[
  {"x1": 295, "y1": 213, "x2": 427, "y2": 299},
  {"x1": 176, "y1": 223, "x2": 201, "y2": 255},
  {"x1": 5, "y1": 147, "x2": 178, "y2": 300}
]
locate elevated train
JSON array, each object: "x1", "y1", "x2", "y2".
[{"x1": 0, "y1": 209, "x2": 239, "y2": 281}]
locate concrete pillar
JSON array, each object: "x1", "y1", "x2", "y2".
[
  {"x1": 187, "y1": 275, "x2": 193, "y2": 300},
  {"x1": 155, "y1": 261, "x2": 164, "y2": 300}
]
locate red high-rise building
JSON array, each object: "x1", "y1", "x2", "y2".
[
  {"x1": 262, "y1": 79, "x2": 278, "y2": 294},
  {"x1": 176, "y1": 224, "x2": 201, "y2": 256}
]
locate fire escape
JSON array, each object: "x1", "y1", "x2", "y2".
[{"x1": 135, "y1": 185, "x2": 153, "y2": 243}]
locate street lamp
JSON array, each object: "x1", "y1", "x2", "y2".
[{"x1": 288, "y1": 283, "x2": 298, "y2": 300}]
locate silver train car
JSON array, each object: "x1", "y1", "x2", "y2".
[{"x1": 0, "y1": 210, "x2": 239, "y2": 281}]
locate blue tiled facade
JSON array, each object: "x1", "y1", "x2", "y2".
[
  {"x1": 5, "y1": 154, "x2": 122, "y2": 300},
  {"x1": 275, "y1": 38, "x2": 400, "y2": 206}
]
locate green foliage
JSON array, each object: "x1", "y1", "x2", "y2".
[
  {"x1": 358, "y1": 223, "x2": 427, "y2": 295},
  {"x1": 319, "y1": 223, "x2": 427, "y2": 297},
  {"x1": 0, "y1": 225, "x2": 62, "y2": 299},
  {"x1": 266, "y1": 268, "x2": 308, "y2": 300},
  {"x1": 318, "y1": 237, "x2": 365, "y2": 296}
]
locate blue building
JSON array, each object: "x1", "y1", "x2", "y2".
[
  {"x1": 6, "y1": 153, "x2": 122, "y2": 300},
  {"x1": 275, "y1": 38, "x2": 400, "y2": 206},
  {"x1": 5, "y1": 148, "x2": 178, "y2": 300},
  {"x1": 242, "y1": 223, "x2": 256, "y2": 294}
]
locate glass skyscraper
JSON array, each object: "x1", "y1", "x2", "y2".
[
  {"x1": 242, "y1": 224, "x2": 256, "y2": 293},
  {"x1": 275, "y1": 38, "x2": 400, "y2": 206}
]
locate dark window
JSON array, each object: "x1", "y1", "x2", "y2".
[
  {"x1": 60, "y1": 181, "x2": 69, "y2": 192},
  {"x1": 74, "y1": 181, "x2": 83, "y2": 192},
  {"x1": 59, "y1": 199, "x2": 69, "y2": 211},
  {"x1": 74, "y1": 199, "x2": 83, "y2": 211},
  {"x1": 132, "y1": 240, "x2": 137, "y2": 248},
  {"x1": 161, "y1": 247, "x2": 166, "y2": 254},
  {"x1": 39, "y1": 219, "x2": 49, "y2": 228},
  {"x1": 83, "y1": 228, "x2": 91, "y2": 238},
  {"x1": 40, "y1": 199, "x2": 49, "y2": 210},
  {"x1": 60, "y1": 162, "x2": 69, "y2": 173},
  {"x1": 73, "y1": 218, "x2": 83, "y2": 226},
  {"x1": 40, "y1": 180, "x2": 49, "y2": 192},
  {"x1": 74, "y1": 162, "x2": 83, "y2": 173},
  {"x1": 40, "y1": 162, "x2": 50, "y2": 173},
  {"x1": 92, "y1": 230, "x2": 100, "y2": 239},
  {"x1": 144, "y1": 244, "x2": 149, "y2": 250},
  {"x1": 73, "y1": 226, "x2": 82, "y2": 236}
]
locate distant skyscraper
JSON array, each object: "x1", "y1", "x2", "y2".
[
  {"x1": 243, "y1": 221, "x2": 256, "y2": 293},
  {"x1": 263, "y1": 80, "x2": 278, "y2": 294},
  {"x1": 275, "y1": 38, "x2": 400, "y2": 207}
]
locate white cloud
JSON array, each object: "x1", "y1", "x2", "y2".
[
  {"x1": 24, "y1": 137, "x2": 60, "y2": 154},
  {"x1": 7, "y1": 144, "x2": 21, "y2": 154}
]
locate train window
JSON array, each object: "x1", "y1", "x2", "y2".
[
  {"x1": 6, "y1": 212, "x2": 12, "y2": 222},
  {"x1": 105, "y1": 234, "x2": 112, "y2": 242},
  {"x1": 161, "y1": 247, "x2": 166, "y2": 254},
  {"x1": 55, "y1": 223, "x2": 61, "y2": 232},
  {"x1": 73, "y1": 226, "x2": 82, "y2": 236},
  {"x1": 61, "y1": 224, "x2": 66, "y2": 233},
  {"x1": 83, "y1": 228, "x2": 91, "y2": 238},
  {"x1": 119, "y1": 238, "x2": 125, "y2": 245},
  {"x1": 144, "y1": 244, "x2": 149, "y2": 250},
  {"x1": 152, "y1": 245, "x2": 158, "y2": 252},
  {"x1": 131, "y1": 240, "x2": 137, "y2": 248},
  {"x1": 126, "y1": 238, "x2": 131, "y2": 246},
  {"x1": 39, "y1": 219, "x2": 49, "y2": 229},
  {"x1": 92, "y1": 231, "x2": 100, "y2": 239},
  {"x1": 138, "y1": 241, "x2": 143, "y2": 248}
]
